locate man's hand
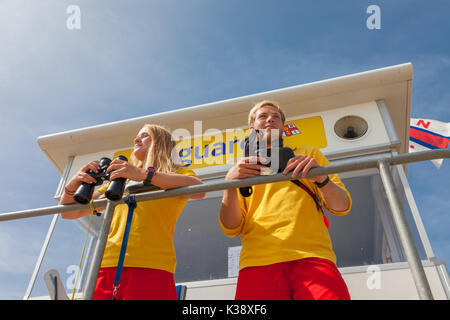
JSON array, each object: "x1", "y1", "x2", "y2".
[
  {"x1": 220, "y1": 157, "x2": 265, "y2": 230},
  {"x1": 225, "y1": 156, "x2": 266, "y2": 180},
  {"x1": 283, "y1": 155, "x2": 350, "y2": 212},
  {"x1": 282, "y1": 155, "x2": 328, "y2": 183}
]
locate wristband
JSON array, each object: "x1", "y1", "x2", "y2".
[
  {"x1": 143, "y1": 167, "x2": 156, "y2": 186},
  {"x1": 314, "y1": 176, "x2": 330, "y2": 188},
  {"x1": 64, "y1": 186, "x2": 76, "y2": 195}
]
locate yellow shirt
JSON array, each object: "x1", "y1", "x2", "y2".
[
  {"x1": 219, "y1": 146, "x2": 352, "y2": 270},
  {"x1": 97, "y1": 166, "x2": 196, "y2": 273}
]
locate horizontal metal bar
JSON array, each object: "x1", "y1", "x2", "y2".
[
  {"x1": 0, "y1": 201, "x2": 109, "y2": 222},
  {"x1": 1, "y1": 148, "x2": 449, "y2": 222}
]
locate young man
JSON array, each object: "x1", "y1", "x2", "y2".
[{"x1": 219, "y1": 100, "x2": 352, "y2": 300}]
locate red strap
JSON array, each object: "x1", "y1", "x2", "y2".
[
  {"x1": 323, "y1": 215, "x2": 330, "y2": 229},
  {"x1": 239, "y1": 180, "x2": 330, "y2": 229},
  {"x1": 290, "y1": 180, "x2": 330, "y2": 229}
]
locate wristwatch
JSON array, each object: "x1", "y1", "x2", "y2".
[
  {"x1": 314, "y1": 176, "x2": 330, "y2": 188},
  {"x1": 143, "y1": 167, "x2": 156, "y2": 186}
]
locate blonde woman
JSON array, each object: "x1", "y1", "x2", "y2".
[{"x1": 60, "y1": 124, "x2": 205, "y2": 300}]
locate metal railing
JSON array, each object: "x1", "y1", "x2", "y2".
[{"x1": 1, "y1": 149, "x2": 449, "y2": 300}]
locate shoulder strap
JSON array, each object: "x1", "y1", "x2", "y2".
[
  {"x1": 238, "y1": 180, "x2": 329, "y2": 228},
  {"x1": 290, "y1": 180, "x2": 322, "y2": 211},
  {"x1": 290, "y1": 180, "x2": 329, "y2": 228},
  {"x1": 112, "y1": 194, "x2": 137, "y2": 299}
]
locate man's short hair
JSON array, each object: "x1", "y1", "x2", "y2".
[{"x1": 248, "y1": 100, "x2": 286, "y2": 126}]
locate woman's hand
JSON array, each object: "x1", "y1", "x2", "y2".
[
  {"x1": 64, "y1": 161, "x2": 100, "y2": 193},
  {"x1": 106, "y1": 158, "x2": 147, "y2": 182},
  {"x1": 60, "y1": 161, "x2": 105, "y2": 218}
]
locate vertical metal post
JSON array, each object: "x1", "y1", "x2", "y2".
[
  {"x1": 83, "y1": 200, "x2": 117, "y2": 300},
  {"x1": 23, "y1": 156, "x2": 75, "y2": 299},
  {"x1": 23, "y1": 214, "x2": 59, "y2": 300},
  {"x1": 378, "y1": 160, "x2": 434, "y2": 300}
]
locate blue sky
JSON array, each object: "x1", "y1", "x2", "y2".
[{"x1": 0, "y1": 1, "x2": 449, "y2": 299}]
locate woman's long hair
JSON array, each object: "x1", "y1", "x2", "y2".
[{"x1": 130, "y1": 124, "x2": 179, "y2": 174}]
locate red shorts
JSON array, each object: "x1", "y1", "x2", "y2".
[
  {"x1": 235, "y1": 257, "x2": 351, "y2": 300},
  {"x1": 93, "y1": 267, "x2": 177, "y2": 300}
]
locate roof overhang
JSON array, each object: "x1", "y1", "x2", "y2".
[{"x1": 38, "y1": 63, "x2": 413, "y2": 174}]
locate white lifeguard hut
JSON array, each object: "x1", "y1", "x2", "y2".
[{"x1": 20, "y1": 62, "x2": 449, "y2": 300}]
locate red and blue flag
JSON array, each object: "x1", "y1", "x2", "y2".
[{"x1": 409, "y1": 118, "x2": 450, "y2": 168}]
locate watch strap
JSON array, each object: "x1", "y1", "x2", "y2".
[
  {"x1": 314, "y1": 176, "x2": 330, "y2": 188},
  {"x1": 143, "y1": 167, "x2": 155, "y2": 186}
]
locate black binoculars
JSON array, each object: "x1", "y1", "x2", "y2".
[
  {"x1": 73, "y1": 155, "x2": 128, "y2": 204},
  {"x1": 244, "y1": 129, "x2": 295, "y2": 173},
  {"x1": 240, "y1": 129, "x2": 295, "y2": 198}
]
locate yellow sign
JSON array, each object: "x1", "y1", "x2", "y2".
[
  {"x1": 113, "y1": 116, "x2": 327, "y2": 169},
  {"x1": 282, "y1": 116, "x2": 327, "y2": 152},
  {"x1": 112, "y1": 149, "x2": 133, "y2": 162}
]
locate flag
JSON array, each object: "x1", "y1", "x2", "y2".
[
  {"x1": 409, "y1": 118, "x2": 450, "y2": 168},
  {"x1": 282, "y1": 123, "x2": 301, "y2": 137}
]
